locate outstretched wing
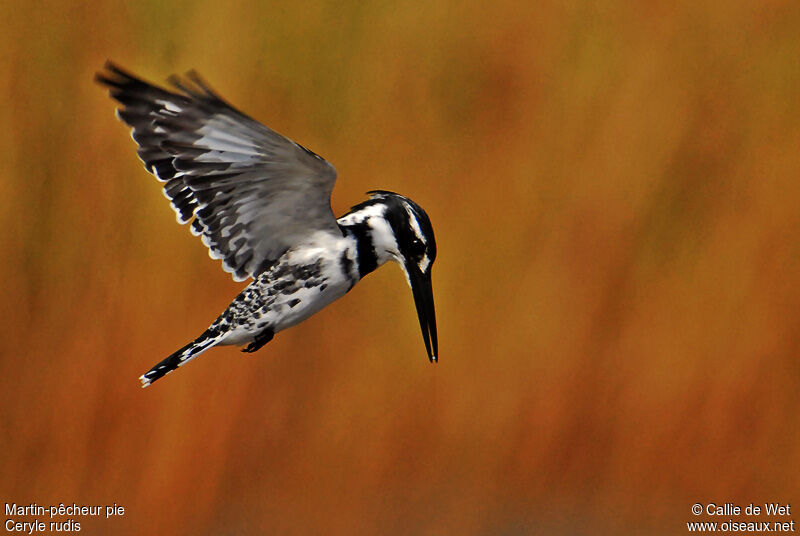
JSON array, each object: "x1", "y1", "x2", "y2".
[{"x1": 96, "y1": 62, "x2": 340, "y2": 281}]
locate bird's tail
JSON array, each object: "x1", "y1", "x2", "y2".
[{"x1": 139, "y1": 330, "x2": 220, "y2": 388}]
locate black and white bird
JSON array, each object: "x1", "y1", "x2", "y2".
[{"x1": 96, "y1": 62, "x2": 438, "y2": 387}]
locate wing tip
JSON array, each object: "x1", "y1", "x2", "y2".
[{"x1": 94, "y1": 60, "x2": 139, "y2": 90}]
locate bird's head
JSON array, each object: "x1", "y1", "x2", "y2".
[{"x1": 343, "y1": 190, "x2": 438, "y2": 362}]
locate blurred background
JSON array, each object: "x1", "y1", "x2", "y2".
[{"x1": 2, "y1": 0, "x2": 799, "y2": 534}]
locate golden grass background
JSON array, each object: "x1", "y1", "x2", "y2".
[{"x1": 2, "y1": 0, "x2": 799, "y2": 533}]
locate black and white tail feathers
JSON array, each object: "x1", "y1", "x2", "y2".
[{"x1": 139, "y1": 331, "x2": 219, "y2": 387}]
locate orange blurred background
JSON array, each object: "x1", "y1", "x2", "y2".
[{"x1": 2, "y1": 0, "x2": 799, "y2": 534}]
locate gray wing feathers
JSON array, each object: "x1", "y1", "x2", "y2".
[{"x1": 96, "y1": 62, "x2": 339, "y2": 281}]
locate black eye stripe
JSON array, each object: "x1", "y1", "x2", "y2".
[{"x1": 352, "y1": 191, "x2": 436, "y2": 261}]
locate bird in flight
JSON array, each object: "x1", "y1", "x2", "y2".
[{"x1": 96, "y1": 62, "x2": 438, "y2": 387}]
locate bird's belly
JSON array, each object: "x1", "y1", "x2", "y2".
[
  {"x1": 270, "y1": 280, "x2": 350, "y2": 332},
  {"x1": 213, "y1": 241, "x2": 360, "y2": 347},
  {"x1": 217, "y1": 280, "x2": 350, "y2": 347}
]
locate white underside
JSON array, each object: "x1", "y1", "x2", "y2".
[{"x1": 216, "y1": 231, "x2": 359, "y2": 346}]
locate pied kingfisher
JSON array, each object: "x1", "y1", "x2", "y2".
[{"x1": 96, "y1": 62, "x2": 438, "y2": 387}]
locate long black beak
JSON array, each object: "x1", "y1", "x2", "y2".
[{"x1": 408, "y1": 267, "x2": 438, "y2": 362}]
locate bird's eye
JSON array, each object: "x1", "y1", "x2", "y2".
[{"x1": 409, "y1": 239, "x2": 425, "y2": 257}]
